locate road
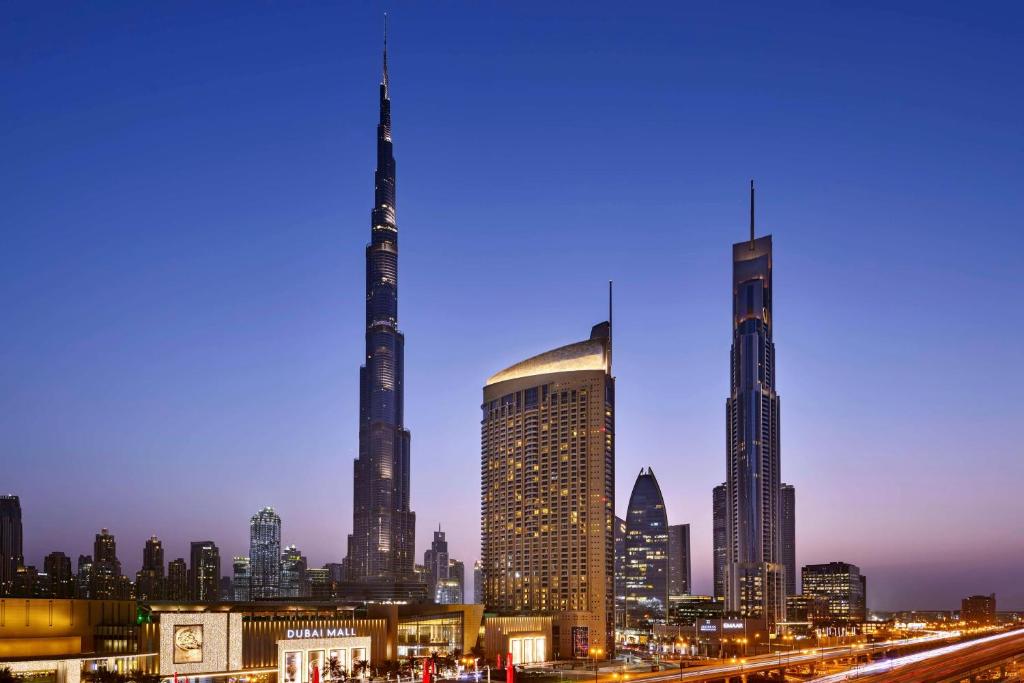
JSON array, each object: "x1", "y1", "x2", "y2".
[{"x1": 809, "y1": 627, "x2": 1024, "y2": 682}]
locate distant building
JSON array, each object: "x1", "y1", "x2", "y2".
[
  {"x1": 307, "y1": 568, "x2": 332, "y2": 600},
  {"x1": 785, "y1": 594, "x2": 829, "y2": 623},
  {"x1": 232, "y1": 557, "x2": 251, "y2": 601},
  {"x1": 0, "y1": 495, "x2": 23, "y2": 596},
  {"x1": 614, "y1": 515, "x2": 627, "y2": 627},
  {"x1": 801, "y1": 562, "x2": 866, "y2": 622},
  {"x1": 423, "y1": 527, "x2": 449, "y2": 600},
  {"x1": 473, "y1": 560, "x2": 483, "y2": 604},
  {"x1": 218, "y1": 575, "x2": 233, "y2": 601},
  {"x1": 167, "y1": 558, "x2": 188, "y2": 600},
  {"x1": 668, "y1": 523, "x2": 691, "y2": 597},
  {"x1": 91, "y1": 529, "x2": 125, "y2": 599},
  {"x1": 280, "y1": 545, "x2": 307, "y2": 598},
  {"x1": 250, "y1": 507, "x2": 281, "y2": 599},
  {"x1": 189, "y1": 541, "x2": 221, "y2": 602},
  {"x1": 135, "y1": 536, "x2": 165, "y2": 601},
  {"x1": 44, "y1": 551, "x2": 74, "y2": 598},
  {"x1": 667, "y1": 594, "x2": 724, "y2": 626},
  {"x1": 961, "y1": 594, "x2": 996, "y2": 625},
  {"x1": 712, "y1": 484, "x2": 727, "y2": 600},
  {"x1": 448, "y1": 560, "x2": 465, "y2": 603},
  {"x1": 435, "y1": 578, "x2": 462, "y2": 604},
  {"x1": 780, "y1": 484, "x2": 796, "y2": 597},
  {"x1": 75, "y1": 555, "x2": 93, "y2": 599},
  {"x1": 481, "y1": 316, "x2": 615, "y2": 657},
  {"x1": 13, "y1": 565, "x2": 43, "y2": 597},
  {"x1": 624, "y1": 468, "x2": 670, "y2": 625}
]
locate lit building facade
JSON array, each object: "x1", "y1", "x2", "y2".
[
  {"x1": 481, "y1": 316, "x2": 615, "y2": 657},
  {"x1": 801, "y1": 562, "x2": 866, "y2": 622},
  {"x1": 423, "y1": 527, "x2": 449, "y2": 599},
  {"x1": 250, "y1": 506, "x2": 282, "y2": 598},
  {"x1": 167, "y1": 558, "x2": 188, "y2": 601},
  {"x1": 614, "y1": 515, "x2": 626, "y2": 628},
  {"x1": 136, "y1": 536, "x2": 165, "y2": 601},
  {"x1": 667, "y1": 523, "x2": 691, "y2": 597},
  {"x1": 281, "y1": 545, "x2": 308, "y2": 598},
  {"x1": 472, "y1": 560, "x2": 483, "y2": 604},
  {"x1": 345, "y1": 23, "x2": 416, "y2": 585},
  {"x1": 0, "y1": 495, "x2": 23, "y2": 596},
  {"x1": 624, "y1": 468, "x2": 669, "y2": 625},
  {"x1": 712, "y1": 484, "x2": 727, "y2": 601},
  {"x1": 189, "y1": 541, "x2": 221, "y2": 602},
  {"x1": 961, "y1": 594, "x2": 996, "y2": 625},
  {"x1": 780, "y1": 483, "x2": 796, "y2": 597},
  {"x1": 233, "y1": 556, "x2": 251, "y2": 601},
  {"x1": 91, "y1": 529, "x2": 126, "y2": 600},
  {"x1": 44, "y1": 552, "x2": 75, "y2": 598},
  {"x1": 724, "y1": 186, "x2": 785, "y2": 625}
]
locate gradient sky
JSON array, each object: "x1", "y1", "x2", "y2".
[{"x1": 3, "y1": 2, "x2": 1023, "y2": 611}]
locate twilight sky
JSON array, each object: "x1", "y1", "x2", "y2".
[{"x1": 3, "y1": 2, "x2": 1023, "y2": 611}]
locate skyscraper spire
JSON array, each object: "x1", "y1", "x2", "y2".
[
  {"x1": 382, "y1": 13, "x2": 389, "y2": 93},
  {"x1": 749, "y1": 179, "x2": 756, "y2": 250}
]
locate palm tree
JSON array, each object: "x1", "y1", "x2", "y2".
[
  {"x1": 353, "y1": 660, "x2": 370, "y2": 680},
  {"x1": 0, "y1": 667, "x2": 16, "y2": 683}
]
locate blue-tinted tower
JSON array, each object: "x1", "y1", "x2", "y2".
[{"x1": 346, "y1": 22, "x2": 416, "y2": 582}]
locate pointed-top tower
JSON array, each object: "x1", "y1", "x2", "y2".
[{"x1": 346, "y1": 18, "x2": 416, "y2": 583}]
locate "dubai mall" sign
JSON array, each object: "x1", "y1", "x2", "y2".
[{"x1": 285, "y1": 628, "x2": 358, "y2": 639}]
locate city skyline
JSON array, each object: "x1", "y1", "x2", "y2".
[{"x1": 3, "y1": 2, "x2": 1023, "y2": 611}]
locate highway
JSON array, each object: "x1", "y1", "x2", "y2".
[
  {"x1": 809, "y1": 627, "x2": 1024, "y2": 682},
  {"x1": 581, "y1": 630, "x2": 964, "y2": 683}
]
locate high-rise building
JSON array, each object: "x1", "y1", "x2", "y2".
[
  {"x1": 250, "y1": 507, "x2": 282, "y2": 599},
  {"x1": 780, "y1": 484, "x2": 796, "y2": 597},
  {"x1": 307, "y1": 567, "x2": 332, "y2": 600},
  {"x1": 0, "y1": 495, "x2": 23, "y2": 596},
  {"x1": 345, "y1": 22, "x2": 416, "y2": 585},
  {"x1": 961, "y1": 594, "x2": 996, "y2": 625},
  {"x1": 189, "y1": 541, "x2": 221, "y2": 602},
  {"x1": 280, "y1": 545, "x2": 308, "y2": 598},
  {"x1": 44, "y1": 551, "x2": 74, "y2": 598},
  {"x1": 91, "y1": 528, "x2": 125, "y2": 599},
  {"x1": 667, "y1": 523, "x2": 691, "y2": 597},
  {"x1": 724, "y1": 184, "x2": 785, "y2": 626},
  {"x1": 801, "y1": 562, "x2": 866, "y2": 622},
  {"x1": 13, "y1": 565, "x2": 42, "y2": 597},
  {"x1": 614, "y1": 515, "x2": 627, "y2": 627},
  {"x1": 232, "y1": 557, "x2": 251, "y2": 601},
  {"x1": 624, "y1": 468, "x2": 669, "y2": 625},
  {"x1": 712, "y1": 484, "x2": 727, "y2": 600},
  {"x1": 75, "y1": 555, "x2": 93, "y2": 599},
  {"x1": 136, "y1": 535, "x2": 165, "y2": 601},
  {"x1": 167, "y1": 558, "x2": 188, "y2": 600},
  {"x1": 473, "y1": 560, "x2": 484, "y2": 604},
  {"x1": 481, "y1": 312, "x2": 615, "y2": 657},
  {"x1": 443, "y1": 559, "x2": 465, "y2": 604},
  {"x1": 423, "y1": 526, "x2": 449, "y2": 599}
]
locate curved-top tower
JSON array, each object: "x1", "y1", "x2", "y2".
[
  {"x1": 481, "y1": 310, "x2": 615, "y2": 658},
  {"x1": 346, "y1": 22, "x2": 415, "y2": 582},
  {"x1": 623, "y1": 467, "x2": 669, "y2": 625}
]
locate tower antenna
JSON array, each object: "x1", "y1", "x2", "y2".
[
  {"x1": 749, "y1": 179, "x2": 755, "y2": 250},
  {"x1": 382, "y1": 13, "x2": 389, "y2": 90}
]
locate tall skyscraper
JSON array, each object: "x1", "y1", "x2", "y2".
[
  {"x1": 167, "y1": 558, "x2": 188, "y2": 601},
  {"x1": 232, "y1": 557, "x2": 251, "y2": 601},
  {"x1": 346, "y1": 20, "x2": 416, "y2": 584},
  {"x1": 44, "y1": 551, "x2": 74, "y2": 598},
  {"x1": 136, "y1": 535, "x2": 165, "y2": 601},
  {"x1": 189, "y1": 541, "x2": 220, "y2": 602},
  {"x1": 280, "y1": 545, "x2": 308, "y2": 598},
  {"x1": 91, "y1": 528, "x2": 124, "y2": 599},
  {"x1": 481, "y1": 310, "x2": 615, "y2": 657},
  {"x1": 712, "y1": 483, "x2": 727, "y2": 600},
  {"x1": 667, "y1": 523, "x2": 691, "y2": 597},
  {"x1": 0, "y1": 495, "x2": 23, "y2": 596},
  {"x1": 724, "y1": 183, "x2": 785, "y2": 626},
  {"x1": 780, "y1": 483, "x2": 796, "y2": 597},
  {"x1": 423, "y1": 526, "x2": 449, "y2": 599},
  {"x1": 250, "y1": 507, "x2": 282, "y2": 598},
  {"x1": 801, "y1": 562, "x2": 866, "y2": 622},
  {"x1": 624, "y1": 468, "x2": 669, "y2": 625}
]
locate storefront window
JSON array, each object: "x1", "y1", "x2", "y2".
[
  {"x1": 308, "y1": 650, "x2": 325, "y2": 683},
  {"x1": 285, "y1": 652, "x2": 302, "y2": 683},
  {"x1": 327, "y1": 649, "x2": 349, "y2": 678}
]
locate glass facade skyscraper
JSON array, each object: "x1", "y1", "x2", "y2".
[
  {"x1": 724, "y1": 184, "x2": 785, "y2": 626},
  {"x1": 0, "y1": 495, "x2": 23, "y2": 596},
  {"x1": 780, "y1": 483, "x2": 796, "y2": 597},
  {"x1": 624, "y1": 468, "x2": 669, "y2": 625},
  {"x1": 346, "y1": 20, "x2": 416, "y2": 584},
  {"x1": 667, "y1": 523, "x2": 691, "y2": 597},
  {"x1": 712, "y1": 483, "x2": 727, "y2": 601},
  {"x1": 250, "y1": 506, "x2": 281, "y2": 598}
]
